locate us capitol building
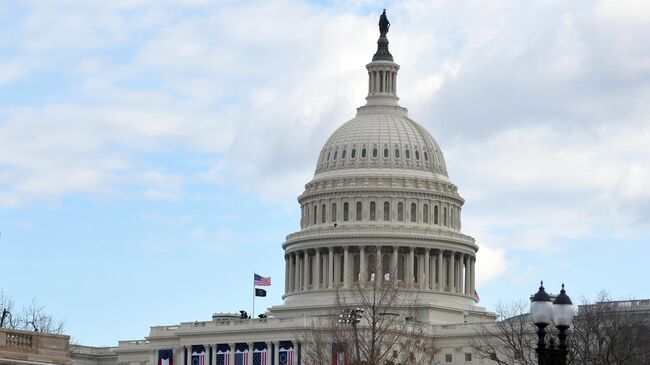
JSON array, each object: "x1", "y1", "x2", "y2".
[{"x1": 0, "y1": 12, "x2": 497, "y2": 365}]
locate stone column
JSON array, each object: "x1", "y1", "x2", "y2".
[
  {"x1": 458, "y1": 255, "x2": 463, "y2": 294},
  {"x1": 424, "y1": 249, "x2": 430, "y2": 290},
  {"x1": 314, "y1": 249, "x2": 321, "y2": 289},
  {"x1": 449, "y1": 252, "x2": 455, "y2": 292},
  {"x1": 247, "y1": 343, "x2": 253, "y2": 365},
  {"x1": 149, "y1": 350, "x2": 156, "y2": 365},
  {"x1": 274, "y1": 341, "x2": 280, "y2": 365},
  {"x1": 228, "y1": 344, "x2": 235, "y2": 365},
  {"x1": 293, "y1": 253, "x2": 299, "y2": 292},
  {"x1": 392, "y1": 247, "x2": 398, "y2": 284},
  {"x1": 471, "y1": 256, "x2": 476, "y2": 296},
  {"x1": 285, "y1": 255, "x2": 290, "y2": 294},
  {"x1": 375, "y1": 245, "x2": 382, "y2": 282},
  {"x1": 408, "y1": 247, "x2": 415, "y2": 288},
  {"x1": 437, "y1": 251, "x2": 443, "y2": 290},
  {"x1": 343, "y1": 246, "x2": 350, "y2": 288},
  {"x1": 265, "y1": 342, "x2": 272, "y2": 365},
  {"x1": 174, "y1": 347, "x2": 183, "y2": 365},
  {"x1": 329, "y1": 246, "x2": 335, "y2": 289},
  {"x1": 360, "y1": 245, "x2": 366, "y2": 284},
  {"x1": 464, "y1": 255, "x2": 470, "y2": 295},
  {"x1": 303, "y1": 251, "x2": 310, "y2": 290}
]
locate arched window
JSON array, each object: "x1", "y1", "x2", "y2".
[
  {"x1": 331, "y1": 203, "x2": 337, "y2": 222},
  {"x1": 423, "y1": 204, "x2": 429, "y2": 223},
  {"x1": 362, "y1": 148, "x2": 367, "y2": 158},
  {"x1": 443, "y1": 206, "x2": 448, "y2": 226},
  {"x1": 356, "y1": 201, "x2": 362, "y2": 221},
  {"x1": 313, "y1": 205, "x2": 317, "y2": 225},
  {"x1": 384, "y1": 201, "x2": 390, "y2": 221},
  {"x1": 339, "y1": 255, "x2": 345, "y2": 283},
  {"x1": 424, "y1": 151, "x2": 429, "y2": 161},
  {"x1": 327, "y1": 151, "x2": 331, "y2": 161},
  {"x1": 405, "y1": 149, "x2": 410, "y2": 159},
  {"x1": 322, "y1": 204, "x2": 327, "y2": 223},
  {"x1": 372, "y1": 148, "x2": 378, "y2": 158},
  {"x1": 341, "y1": 149, "x2": 347, "y2": 159},
  {"x1": 395, "y1": 148, "x2": 400, "y2": 158},
  {"x1": 333, "y1": 150, "x2": 338, "y2": 160},
  {"x1": 415, "y1": 150, "x2": 420, "y2": 160},
  {"x1": 351, "y1": 149, "x2": 356, "y2": 158},
  {"x1": 343, "y1": 202, "x2": 349, "y2": 221},
  {"x1": 370, "y1": 201, "x2": 376, "y2": 221},
  {"x1": 434, "y1": 205, "x2": 439, "y2": 224},
  {"x1": 450, "y1": 207, "x2": 454, "y2": 228},
  {"x1": 410, "y1": 203, "x2": 417, "y2": 222},
  {"x1": 383, "y1": 148, "x2": 389, "y2": 158},
  {"x1": 397, "y1": 202, "x2": 404, "y2": 221}
]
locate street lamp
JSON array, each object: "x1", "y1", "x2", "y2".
[
  {"x1": 530, "y1": 281, "x2": 574, "y2": 365},
  {"x1": 338, "y1": 308, "x2": 364, "y2": 363}
]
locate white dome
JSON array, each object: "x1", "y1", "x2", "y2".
[{"x1": 314, "y1": 109, "x2": 448, "y2": 179}]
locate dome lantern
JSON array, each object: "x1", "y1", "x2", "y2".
[{"x1": 365, "y1": 10, "x2": 400, "y2": 108}]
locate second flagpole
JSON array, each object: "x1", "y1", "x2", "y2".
[{"x1": 252, "y1": 272, "x2": 255, "y2": 319}]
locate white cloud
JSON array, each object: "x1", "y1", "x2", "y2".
[{"x1": 2, "y1": 1, "x2": 649, "y2": 286}]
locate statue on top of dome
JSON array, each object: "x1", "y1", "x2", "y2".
[{"x1": 379, "y1": 9, "x2": 390, "y2": 37}]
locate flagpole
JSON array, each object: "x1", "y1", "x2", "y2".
[{"x1": 252, "y1": 272, "x2": 255, "y2": 319}]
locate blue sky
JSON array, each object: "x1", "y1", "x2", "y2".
[{"x1": 1, "y1": 0, "x2": 649, "y2": 346}]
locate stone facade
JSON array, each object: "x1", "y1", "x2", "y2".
[
  {"x1": 71, "y1": 15, "x2": 501, "y2": 365},
  {"x1": 0, "y1": 328, "x2": 71, "y2": 365}
]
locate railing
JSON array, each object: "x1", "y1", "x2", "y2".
[
  {"x1": 0, "y1": 328, "x2": 70, "y2": 365},
  {"x1": 5, "y1": 331, "x2": 33, "y2": 348}
]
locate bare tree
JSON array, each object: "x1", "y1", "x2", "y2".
[
  {"x1": 471, "y1": 293, "x2": 650, "y2": 365},
  {"x1": 1, "y1": 289, "x2": 16, "y2": 329},
  {"x1": 571, "y1": 292, "x2": 650, "y2": 365},
  {"x1": 18, "y1": 298, "x2": 65, "y2": 334},
  {"x1": 300, "y1": 275, "x2": 436, "y2": 365},
  {"x1": 470, "y1": 300, "x2": 537, "y2": 365},
  {"x1": 0, "y1": 290, "x2": 65, "y2": 334}
]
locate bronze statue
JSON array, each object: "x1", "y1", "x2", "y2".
[{"x1": 379, "y1": 9, "x2": 390, "y2": 37}]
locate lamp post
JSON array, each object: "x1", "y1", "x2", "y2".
[
  {"x1": 339, "y1": 308, "x2": 364, "y2": 363},
  {"x1": 530, "y1": 281, "x2": 574, "y2": 365}
]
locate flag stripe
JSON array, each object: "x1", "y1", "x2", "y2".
[{"x1": 254, "y1": 273, "x2": 272, "y2": 286}]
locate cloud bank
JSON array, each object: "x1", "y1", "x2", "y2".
[{"x1": 1, "y1": 0, "x2": 649, "y2": 286}]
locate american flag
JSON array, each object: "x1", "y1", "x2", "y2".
[
  {"x1": 235, "y1": 350, "x2": 248, "y2": 365},
  {"x1": 216, "y1": 349, "x2": 229, "y2": 365},
  {"x1": 279, "y1": 349, "x2": 293, "y2": 365},
  {"x1": 252, "y1": 350, "x2": 267, "y2": 365},
  {"x1": 331, "y1": 344, "x2": 346, "y2": 365},
  {"x1": 191, "y1": 347, "x2": 205, "y2": 365},
  {"x1": 474, "y1": 289, "x2": 480, "y2": 302},
  {"x1": 254, "y1": 273, "x2": 271, "y2": 286},
  {"x1": 159, "y1": 349, "x2": 173, "y2": 365}
]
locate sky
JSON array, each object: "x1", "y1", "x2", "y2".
[{"x1": 1, "y1": 0, "x2": 649, "y2": 347}]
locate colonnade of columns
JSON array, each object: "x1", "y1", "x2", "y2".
[
  {"x1": 284, "y1": 246, "x2": 476, "y2": 298},
  {"x1": 368, "y1": 68, "x2": 397, "y2": 95},
  {"x1": 158, "y1": 341, "x2": 293, "y2": 365}
]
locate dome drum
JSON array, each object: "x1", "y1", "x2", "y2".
[{"x1": 280, "y1": 244, "x2": 478, "y2": 308}]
